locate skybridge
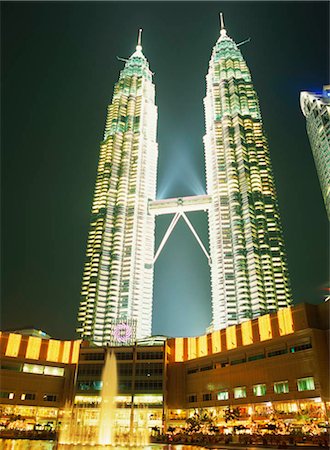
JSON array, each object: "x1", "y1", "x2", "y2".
[{"x1": 148, "y1": 195, "x2": 212, "y2": 265}]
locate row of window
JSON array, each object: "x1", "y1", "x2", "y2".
[
  {"x1": 187, "y1": 342, "x2": 312, "y2": 374},
  {"x1": 1, "y1": 363, "x2": 65, "y2": 377},
  {"x1": 80, "y1": 351, "x2": 163, "y2": 361},
  {"x1": 188, "y1": 377, "x2": 316, "y2": 403},
  {"x1": 0, "y1": 392, "x2": 57, "y2": 402},
  {"x1": 78, "y1": 379, "x2": 163, "y2": 392}
]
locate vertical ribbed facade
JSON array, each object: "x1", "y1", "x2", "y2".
[
  {"x1": 204, "y1": 23, "x2": 292, "y2": 330},
  {"x1": 300, "y1": 87, "x2": 330, "y2": 220},
  {"x1": 77, "y1": 40, "x2": 158, "y2": 344}
]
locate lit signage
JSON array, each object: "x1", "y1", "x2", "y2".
[{"x1": 113, "y1": 323, "x2": 132, "y2": 343}]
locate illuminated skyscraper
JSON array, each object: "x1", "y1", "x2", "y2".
[
  {"x1": 204, "y1": 16, "x2": 292, "y2": 329},
  {"x1": 77, "y1": 32, "x2": 158, "y2": 345},
  {"x1": 300, "y1": 86, "x2": 330, "y2": 219}
]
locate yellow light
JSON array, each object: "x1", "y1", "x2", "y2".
[
  {"x1": 291, "y1": 403, "x2": 298, "y2": 412},
  {"x1": 26, "y1": 336, "x2": 42, "y2": 360},
  {"x1": 175, "y1": 337, "x2": 184, "y2": 362},
  {"x1": 46, "y1": 340, "x2": 61, "y2": 362},
  {"x1": 5, "y1": 333, "x2": 22, "y2": 357},
  {"x1": 241, "y1": 320, "x2": 253, "y2": 346},
  {"x1": 258, "y1": 314, "x2": 272, "y2": 341},
  {"x1": 61, "y1": 341, "x2": 71, "y2": 363},
  {"x1": 187, "y1": 337, "x2": 197, "y2": 360},
  {"x1": 71, "y1": 340, "x2": 81, "y2": 364},
  {"x1": 197, "y1": 335, "x2": 207, "y2": 357},
  {"x1": 75, "y1": 395, "x2": 101, "y2": 404},
  {"x1": 211, "y1": 330, "x2": 221, "y2": 353},
  {"x1": 277, "y1": 307, "x2": 294, "y2": 336},
  {"x1": 226, "y1": 325, "x2": 237, "y2": 350}
]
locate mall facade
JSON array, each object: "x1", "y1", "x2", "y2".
[{"x1": 0, "y1": 302, "x2": 329, "y2": 432}]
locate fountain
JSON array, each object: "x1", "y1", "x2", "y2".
[
  {"x1": 98, "y1": 351, "x2": 117, "y2": 445},
  {"x1": 57, "y1": 350, "x2": 151, "y2": 447}
]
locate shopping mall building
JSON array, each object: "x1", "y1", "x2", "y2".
[{"x1": 0, "y1": 302, "x2": 329, "y2": 432}]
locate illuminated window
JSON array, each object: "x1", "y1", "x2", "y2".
[
  {"x1": 47, "y1": 340, "x2": 61, "y2": 362},
  {"x1": 274, "y1": 381, "x2": 289, "y2": 394},
  {"x1": 226, "y1": 325, "x2": 237, "y2": 350},
  {"x1": 5, "y1": 334, "x2": 22, "y2": 357},
  {"x1": 44, "y1": 366, "x2": 64, "y2": 377},
  {"x1": 253, "y1": 384, "x2": 266, "y2": 396},
  {"x1": 187, "y1": 337, "x2": 197, "y2": 360},
  {"x1": 71, "y1": 340, "x2": 81, "y2": 364},
  {"x1": 23, "y1": 364, "x2": 44, "y2": 374},
  {"x1": 0, "y1": 392, "x2": 14, "y2": 399},
  {"x1": 61, "y1": 341, "x2": 71, "y2": 363},
  {"x1": 21, "y1": 393, "x2": 36, "y2": 400},
  {"x1": 258, "y1": 314, "x2": 272, "y2": 341},
  {"x1": 233, "y1": 386, "x2": 246, "y2": 399},
  {"x1": 43, "y1": 394, "x2": 57, "y2": 402},
  {"x1": 217, "y1": 390, "x2": 229, "y2": 400},
  {"x1": 277, "y1": 307, "x2": 294, "y2": 336},
  {"x1": 175, "y1": 338, "x2": 184, "y2": 362},
  {"x1": 197, "y1": 335, "x2": 207, "y2": 357},
  {"x1": 297, "y1": 377, "x2": 315, "y2": 391},
  {"x1": 26, "y1": 336, "x2": 42, "y2": 360},
  {"x1": 241, "y1": 320, "x2": 253, "y2": 346},
  {"x1": 211, "y1": 330, "x2": 221, "y2": 353},
  {"x1": 133, "y1": 395, "x2": 163, "y2": 405}
]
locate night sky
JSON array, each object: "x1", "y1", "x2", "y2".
[{"x1": 2, "y1": 2, "x2": 329, "y2": 340}]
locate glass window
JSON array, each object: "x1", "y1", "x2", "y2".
[
  {"x1": 289, "y1": 343, "x2": 312, "y2": 353},
  {"x1": 200, "y1": 365, "x2": 213, "y2": 372},
  {"x1": 231, "y1": 358, "x2": 246, "y2": 365},
  {"x1": 21, "y1": 393, "x2": 36, "y2": 400},
  {"x1": 234, "y1": 386, "x2": 246, "y2": 399},
  {"x1": 43, "y1": 394, "x2": 57, "y2": 402},
  {"x1": 248, "y1": 354, "x2": 265, "y2": 362},
  {"x1": 137, "y1": 352, "x2": 163, "y2": 360},
  {"x1": 217, "y1": 390, "x2": 229, "y2": 400},
  {"x1": 267, "y1": 348, "x2": 287, "y2": 357},
  {"x1": 202, "y1": 393, "x2": 212, "y2": 401},
  {"x1": 297, "y1": 377, "x2": 315, "y2": 391},
  {"x1": 0, "y1": 392, "x2": 14, "y2": 399},
  {"x1": 44, "y1": 366, "x2": 64, "y2": 377},
  {"x1": 253, "y1": 384, "x2": 266, "y2": 396},
  {"x1": 274, "y1": 381, "x2": 289, "y2": 394},
  {"x1": 23, "y1": 364, "x2": 44, "y2": 374},
  {"x1": 115, "y1": 352, "x2": 133, "y2": 360}
]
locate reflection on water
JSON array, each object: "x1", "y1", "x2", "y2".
[
  {"x1": 0, "y1": 440, "x2": 55, "y2": 450},
  {"x1": 0, "y1": 441, "x2": 204, "y2": 450}
]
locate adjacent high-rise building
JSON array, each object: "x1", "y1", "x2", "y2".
[
  {"x1": 77, "y1": 32, "x2": 158, "y2": 345},
  {"x1": 204, "y1": 16, "x2": 292, "y2": 330},
  {"x1": 300, "y1": 86, "x2": 330, "y2": 220}
]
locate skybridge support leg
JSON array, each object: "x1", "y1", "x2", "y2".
[
  {"x1": 181, "y1": 212, "x2": 211, "y2": 265},
  {"x1": 153, "y1": 212, "x2": 181, "y2": 264}
]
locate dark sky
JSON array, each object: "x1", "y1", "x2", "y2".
[{"x1": 2, "y1": 2, "x2": 329, "y2": 340}]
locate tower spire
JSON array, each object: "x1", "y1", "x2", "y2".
[
  {"x1": 137, "y1": 28, "x2": 142, "y2": 51},
  {"x1": 219, "y1": 12, "x2": 227, "y2": 36}
]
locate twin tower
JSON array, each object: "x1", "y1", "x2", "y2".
[{"x1": 77, "y1": 18, "x2": 292, "y2": 345}]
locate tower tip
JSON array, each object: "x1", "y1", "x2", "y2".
[
  {"x1": 219, "y1": 12, "x2": 227, "y2": 36},
  {"x1": 136, "y1": 29, "x2": 143, "y2": 51}
]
